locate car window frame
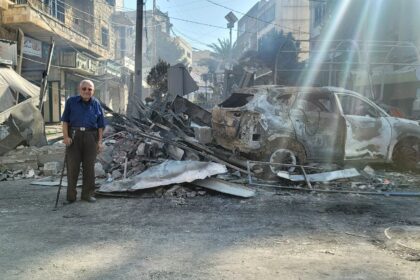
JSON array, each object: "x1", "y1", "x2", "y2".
[
  {"x1": 334, "y1": 92, "x2": 389, "y2": 118},
  {"x1": 293, "y1": 91, "x2": 338, "y2": 114}
]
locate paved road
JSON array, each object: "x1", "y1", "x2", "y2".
[{"x1": 0, "y1": 179, "x2": 419, "y2": 279}]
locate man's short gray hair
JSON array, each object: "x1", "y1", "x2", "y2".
[{"x1": 79, "y1": 79, "x2": 94, "y2": 88}]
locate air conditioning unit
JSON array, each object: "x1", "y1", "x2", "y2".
[{"x1": 76, "y1": 53, "x2": 88, "y2": 71}]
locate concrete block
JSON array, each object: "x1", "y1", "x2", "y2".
[
  {"x1": 0, "y1": 154, "x2": 38, "y2": 170},
  {"x1": 43, "y1": 161, "x2": 60, "y2": 176},
  {"x1": 37, "y1": 151, "x2": 66, "y2": 165}
]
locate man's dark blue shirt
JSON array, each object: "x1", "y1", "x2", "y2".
[{"x1": 61, "y1": 96, "x2": 105, "y2": 129}]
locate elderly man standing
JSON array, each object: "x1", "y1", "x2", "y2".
[{"x1": 61, "y1": 80, "x2": 105, "y2": 203}]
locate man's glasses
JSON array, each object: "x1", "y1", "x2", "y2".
[{"x1": 81, "y1": 87, "x2": 93, "y2": 92}]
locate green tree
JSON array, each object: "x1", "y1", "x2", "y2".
[
  {"x1": 208, "y1": 38, "x2": 230, "y2": 60},
  {"x1": 207, "y1": 38, "x2": 237, "y2": 67},
  {"x1": 146, "y1": 59, "x2": 170, "y2": 103}
]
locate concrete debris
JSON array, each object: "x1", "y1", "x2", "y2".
[
  {"x1": 0, "y1": 66, "x2": 47, "y2": 155},
  {"x1": 136, "y1": 142, "x2": 146, "y2": 156},
  {"x1": 363, "y1": 165, "x2": 376, "y2": 177},
  {"x1": 0, "y1": 89, "x2": 417, "y2": 200},
  {"x1": 277, "y1": 168, "x2": 360, "y2": 182},
  {"x1": 165, "y1": 185, "x2": 193, "y2": 198},
  {"x1": 111, "y1": 170, "x2": 122, "y2": 180},
  {"x1": 95, "y1": 162, "x2": 106, "y2": 177},
  {"x1": 99, "y1": 160, "x2": 227, "y2": 192},
  {"x1": 193, "y1": 126, "x2": 212, "y2": 144},
  {"x1": 24, "y1": 168, "x2": 35, "y2": 179},
  {"x1": 0, "y1": 143, "x2": 65, "y2": 169},
  {"x1": 43, "y1": 161, "x2": 61, "y2": 176},
  {"x1": 0, "y1": 154, "x2": 38, "y2": 170},
  {"x1": 164, "y1": 184, "x2": 182, "y2": 197}
]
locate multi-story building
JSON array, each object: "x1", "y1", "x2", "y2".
[
  {"x1": 125, "y1": 7, "x2": 192, "y2": 90},
  {"x1": 0, "y1": 0, "x2": 132, "y2": 121},
  {"x1": 173, "y1": 36, "x2": 192, "y2": 67},
  {"x1": 236, "y1": 0, "x2": 310, "y2": 61},
  {"x1": 236, "y1": 2, "x2": 260, "y2": 54},
  {"x1": 309, "y1": 0, "x2": 420, "y2": 116}
]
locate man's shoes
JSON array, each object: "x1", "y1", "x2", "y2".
[
  {"x1": 63, "y1": 200, "x2": 75, "y2": 205},
  {"x1": 82, "y1": 197, "x2": 96, "y2": 203}
]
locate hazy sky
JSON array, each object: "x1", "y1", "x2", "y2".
[{"x1": 124, "y1": 0, "x2": 258, "y2": 50}]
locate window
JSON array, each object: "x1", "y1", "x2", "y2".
[
  {"x1": 295, "y1": 92, "x2": 336, "y2": 113},
  {"x1": 272, "y1": 94, "x2": 293, "y2": 107},
  {"x1": 101, "y1": 27, "x2": 109, "y2": 47},
  {"x1": 337, "y1": 94, "x2": 380, "y2": 117},
  {"x1": 314, "y1": 4, "x2": 326, "y2": 26}
]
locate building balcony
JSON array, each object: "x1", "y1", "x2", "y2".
[
  {"x1": 117, "y1": 56, "x2": 134, "y2": 72},
  {"x1": 2, "y1": 0, "x2": 111, "y2": 59},
  {"x1": 98, "y1": 60, "x2": 122, "y2": 78}
]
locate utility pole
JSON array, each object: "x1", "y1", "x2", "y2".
[
  {"x1": 224, "y1": 12, "x2": 237, "y2": 99},
  {"x1": 133, "y1": 0, "x2": 144, "y2": 109},
  {"x1": 153, "y1": 0, "x2": 157, "y2": 66},
  {"x1": 225, "y1": 11, "x2": 238, "y2": 69},
  {"x1": 39, "y1": 37, "x2": 55, "y2": 112},
  {"x1": 16, "y1": 29, "x2": 24, "y2": 75}
]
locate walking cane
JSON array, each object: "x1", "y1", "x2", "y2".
[{"x1": 53, "y1": 147, "x2": 68, "y2": 210}]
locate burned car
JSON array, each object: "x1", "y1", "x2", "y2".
[{"x1": 212, "y1": 86, "x2": 420, "y2": 175}]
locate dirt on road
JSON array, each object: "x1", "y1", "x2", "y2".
[{"x1": 0, "y1": 179, "x2": 419, "y2": 280}]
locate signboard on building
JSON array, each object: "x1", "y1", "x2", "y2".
[
  {"x1": 0, "y1": 40, "x2": 17, "y2": 65},
  {"x1": 23, "y1": 37, "x2": 42, "y2": 58}
]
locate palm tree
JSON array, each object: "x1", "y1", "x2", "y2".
[{"x1": 207, "y1": 38, "x2": 237, "y2": 66}]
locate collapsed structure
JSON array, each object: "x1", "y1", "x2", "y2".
[
  {"x1": 0, "y1": 65, "x2": 46, "y2": 155},
  {"x1": 0, "y1": 83, "x2": 420, "y2": 198}
]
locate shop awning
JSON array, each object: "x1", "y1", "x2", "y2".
[{"x1": 0, "y1": 66, "x2": 39, "y2": 112}]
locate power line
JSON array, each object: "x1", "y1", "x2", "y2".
[
  {"x1": 31, "y1": 0, "x2": 135, "y2": 28},
  {"x1": 205, "y1": 0, "x2": 310, "y2": 35},
  {"x1": 171, "y1": 27, "x2": 211, "y2": 47}
]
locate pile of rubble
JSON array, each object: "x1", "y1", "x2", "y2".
[
  {"x1": 1, "y1": 96, "x2": 420, "y2": 198},
  {"x1": 0, "y1": 143, "x2": 65, "y2": 180}
]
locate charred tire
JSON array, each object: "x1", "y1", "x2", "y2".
[
  {"x1": 392, "y1": 141, "x2": 418, "y2": 171},
  {"x1": 263, "y1": 139, "x2": 307, "y2": 179}
]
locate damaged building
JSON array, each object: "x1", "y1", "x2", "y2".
[{"x1": 0, "y1": 0, "x2": 134, "y2": 121}]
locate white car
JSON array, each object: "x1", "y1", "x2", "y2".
[{"x1": 212, "y1": 86, "x2": 420, "y2": 174}]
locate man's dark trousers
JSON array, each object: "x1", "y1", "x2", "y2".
[{"x1": 66, "y1": 129, "x2": 98, "y2": 201}]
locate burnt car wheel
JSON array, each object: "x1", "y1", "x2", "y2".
[
  {"x1": 392, "y1": 141, "x2": 418, "y2": 170},
  {"x1": 263, "y1": 139, "x2": 307, "y2": 178},
  {"x1": 269, "y1": 148, "x2": 297, "y2": 173}
]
